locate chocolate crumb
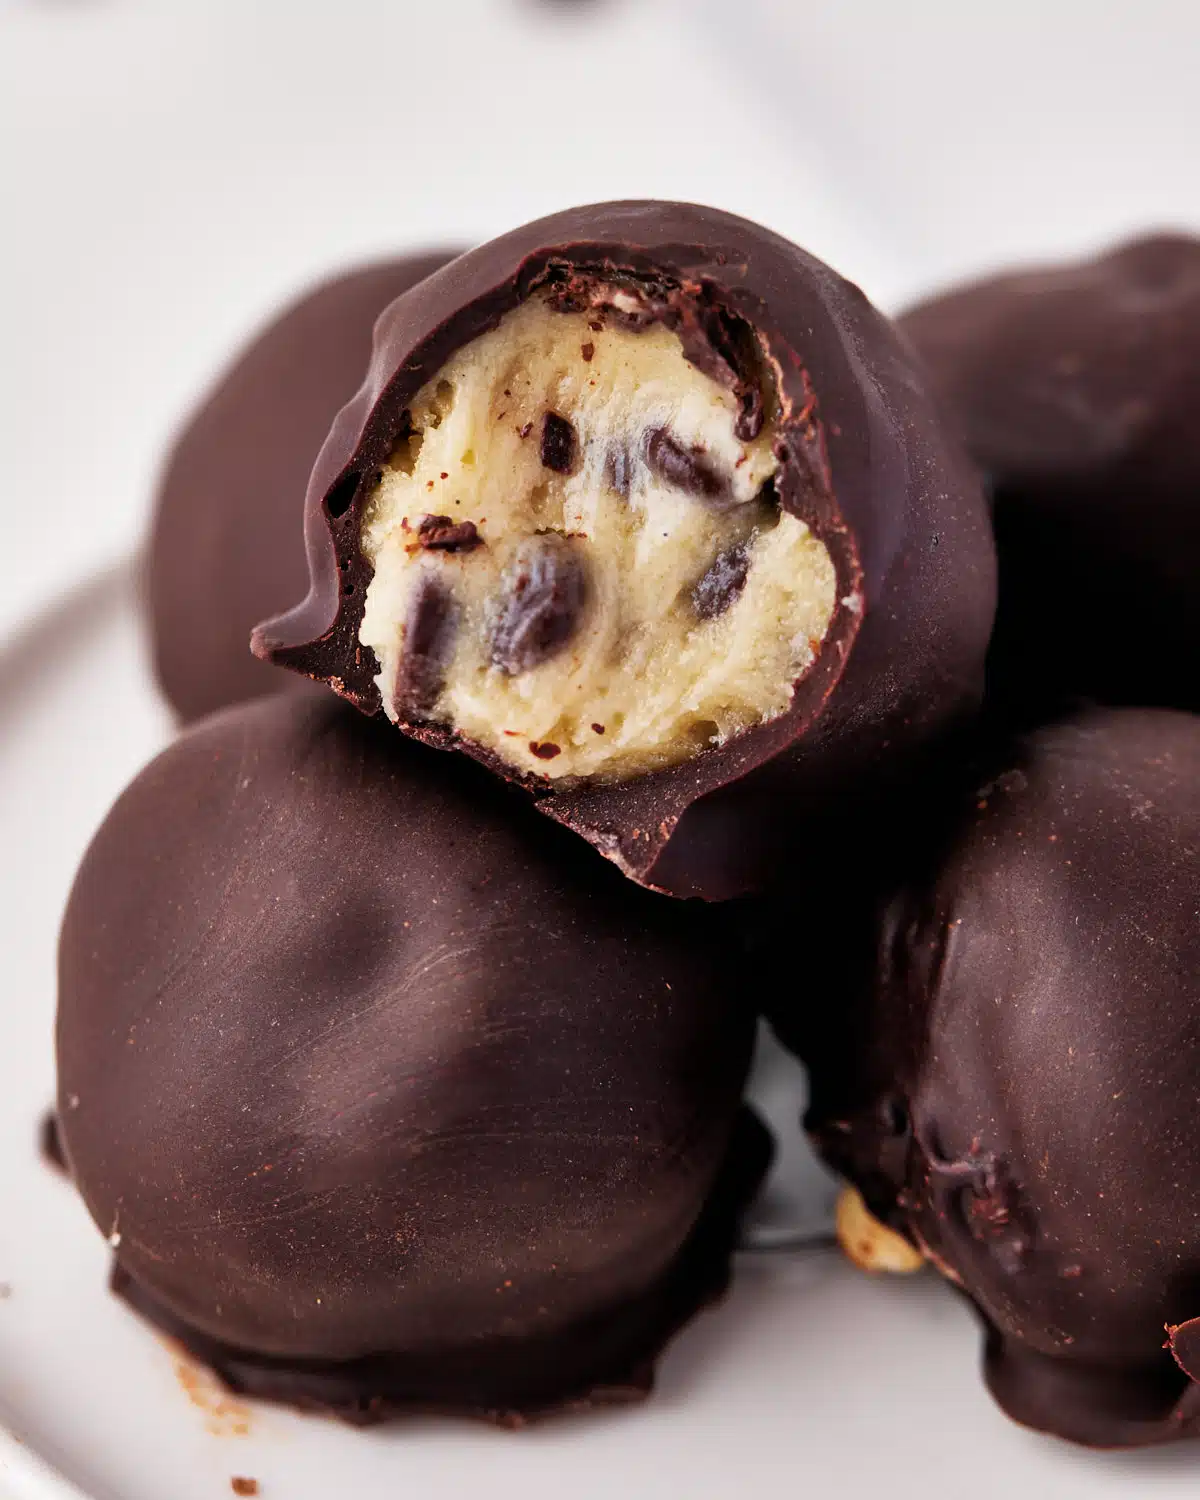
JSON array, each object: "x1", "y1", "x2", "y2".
[
  {"x1": 417, "y1": 515, "x2": 483, "y2": 553},
  {"x1": 530, "y1": 742, "x2": 561, "y2": 760},
  {"x1": 581, "y1": 342, "x2": 595, "y2": 362},
  {"x1": 540, "y1": 412, "x2": 578, "y2": 474},
  {"x1": 231, "y1": 1481, "x2": 259, "y2": 1497},
  {"x1": 592, "y1": 723, "x2": 606, "y2": 734}
]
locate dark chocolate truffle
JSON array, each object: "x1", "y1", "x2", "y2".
[
  {"x1": 901, "y1": 234, "x2": 1200, "y2": 724},
  {"x1": 806, "y1": 707, "x2": 1200, "y2": 1448},
  {"x1": 55, "y1": 694, "x2": 764, "y2": 1424},
  {"x1": 252, "y1": 201, "x2": 995, "y2": 899},
  {"x1": 146, "y1": 252, "x2": 459, "y2": 723}
]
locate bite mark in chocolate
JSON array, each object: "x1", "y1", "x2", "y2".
[
  {"x1": 540, "y1": 266, "x2": 765, "y2": 442},
  {"x1": 540, "y1": 412, "x2": 578, "y2": 474},
  {"x1": 490, "y1": 535, "x2": 588, "y2": 676},
  {"x1": 395, "y1": 575, "x2": 458, "y2": 716},
  {"x1": 252, "y1": 202, "x2": 995, "y2": 895}
]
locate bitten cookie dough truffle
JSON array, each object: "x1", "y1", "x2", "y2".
[
  {"x1": 356, "y1": 291, "x2": 834, "y2": 783},
  {"x1": 807, "y1": 708, "x2": 1200, "y2": 1448},
  {"x1": 901, "y1": 234, "x2": 1200, "y2": 723},
  {"x1": 147, "y1": 252, "x2": 458, "y2": 722},
  {"x1": 253, "y1": 201, "x2": 995, "y2": 898},
  {"x1": 56, "y1": 695, "x2": 764, "y2": 1424}
]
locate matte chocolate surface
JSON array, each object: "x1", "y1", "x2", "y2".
[
  {"x1": 253, "y1": 201, "x2": 995, "y2": 898},
  {"x1": 803, "y1": 708, "x2": 1200, "y2": 1447},
  {"x1": 146, "y1": 252, "x2": 458, "y2": 723},
  {"x1": 902, "y1": 234, "x2": 1200, "y2": 724},
  {"x1": 56, "y1": 695, "x2": 762, "y2": 1422}
]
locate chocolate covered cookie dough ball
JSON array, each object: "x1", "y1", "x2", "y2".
[
  {"x1": 56, "y1": 695, "x2": 764, "y2": 1423},
  {"x1": 807, "y1": 708, "x2": 1200, "y2": 1448},
  {"x1": 902, "y1": 234, "x2": 1200, "y2": 723},
  {"x1": 254, "y1": 201, "x2": 995, "y2": 898},
  {"x1": 147, "y1": 252, "x2": 458, "y2": 722}
]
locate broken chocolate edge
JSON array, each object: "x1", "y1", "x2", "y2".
[{"x1": 251, "y1": 217, "x2": 868, "y2": 885}]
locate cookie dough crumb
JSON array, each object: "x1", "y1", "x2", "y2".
[{"x1": 835, "y1": 1185, "x2": 924, "y2": 1274}]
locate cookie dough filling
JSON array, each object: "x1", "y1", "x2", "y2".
[{"x1": 358, "y1": 288, "x2": 837, "y2": 781}]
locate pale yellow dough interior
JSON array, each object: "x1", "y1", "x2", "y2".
[{"x1": 358, "y1": 293, "x2": 837, "y2": 781}]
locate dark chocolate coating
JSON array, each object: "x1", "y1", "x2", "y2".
[
  {"x1": 252, "y1": 201, "x2": 995, "y2": 899},
  {"x1": 146, "y1": 252, "x2": 459, "y2": 723},
  {"x1": 56, "y1": 695, "x2": 761, "y2": 1422},
  {"x1": 806, "y1": 708, "x2": 1200, "y2": 1448},
  {"x1": 901, "y1": 234, "x2": 1200, "y2": 724}
]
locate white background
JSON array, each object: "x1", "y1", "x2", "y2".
[
  {"x1": 5, "y1": 0, "x2": 1200, "y2": 639},
  {"x1": 3, "y1": 2, "x2": 1200, "y2": 1497}
]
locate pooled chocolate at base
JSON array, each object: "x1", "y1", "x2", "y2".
[
  {"x1": 146, "y1": 252, "x2": 459, "y2": 723},
  {"x1": 803, "y1": 708, "x2": 1200, "y2": 1448},
  {"x1": 57, "y1": 695, "x2": 762, "y2": 1421},
  {"x1": 110, "y1": 1109, "x2": 770, "y2": 1427},
  {"x1": 254, "y1": 201, "x2": 995, "y2": 899}
]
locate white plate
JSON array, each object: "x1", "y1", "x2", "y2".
[{"x1": 2, "y1": 569, "x2": 1198, "y2": 1499}]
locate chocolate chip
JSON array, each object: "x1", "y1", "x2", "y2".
[
  {"x1": 691, "y1": 542, "x2": 751, "y2": 619},
  {"x1": 591, "y1": 722, "x2": 606, "y2": 734},
  {"x1": 581, "y1": 342, "x2": 595, "y2": 362},
  {"x1": 605, "y1": 446, "x2": 633, "y2": 498},
  {"x1": 530, "y1": 742, "x2": 561, "y2": 760},
  {"x1": 490, "y1": 535, "x2": 588, "y2": 675},
  {"x1": 540, "y1": 412, "x2": 578, "y2": 474},
  {"x1": 416, "y1": 514, "x2": 483, "y2": 553},
  {"x1": 645, "y1": 428, "x2": 731, "y2": 505},
  {"x1": 394, "y1": 575, "x2": 458, "y2": 717}
]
